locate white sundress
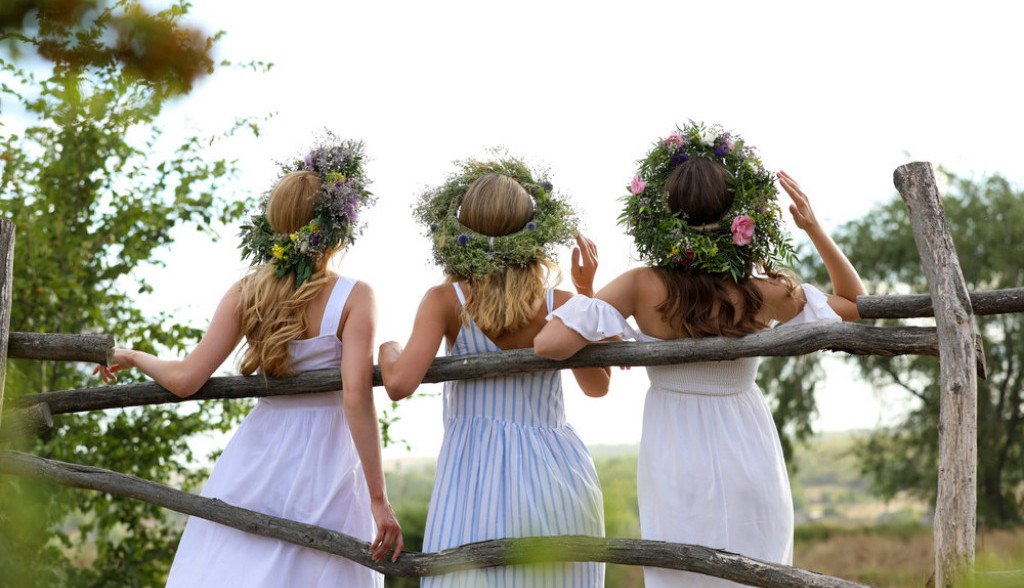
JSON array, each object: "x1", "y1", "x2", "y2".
[
  {"x1": 166, "y1": 277, "x2": 382, "y2": 588},
  {"x1": 421, "y1": 284, "x2": 605, "y2": 588},
  {"x1": 549, "y1": 284, "x2": 841, "y2": 588}
]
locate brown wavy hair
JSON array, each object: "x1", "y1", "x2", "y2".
[
  {"x1": 237, "y1": 171, "x2": 333, "y2": 377},
  {"x1": 656, "y1": 158, "x2": 794, "y2": 337},
  {"x1": 451, "y1": 174, "x2": 559, "y2": 336}
]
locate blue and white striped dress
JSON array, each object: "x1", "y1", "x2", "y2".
[{"x1": 421, "y1": 284, "x2": 605, "y2": 588}]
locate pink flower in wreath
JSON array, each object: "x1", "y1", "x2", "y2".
[
  {"x1": 630, "y1": 175, "x2": 648, "y2": 195},
  {"x1": 731, "y1": 215, "x2": 755, "y2": 246},
  {"x1": 664, "y1": 132, "x2": 686, "y2": 147}
]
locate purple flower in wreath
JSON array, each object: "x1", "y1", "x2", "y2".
[
  {"x1": 670, "y1": 152, "x2": 690, "y2": 166},
  {"x1": 310, "y1": 233, "x2": 321, "y2": 247},
  {"x1": 539, "y1": 181, "x2": 553, "y2": 192},
  {"x1": 715, "y1": 145, "x2": 728, "y2": 158},
  {"x1": 525, "y1": 221, "x2": 537, "y2": 231},
  {"x1": 457, "y1": 234, "x2": 470, "y2": 245}
]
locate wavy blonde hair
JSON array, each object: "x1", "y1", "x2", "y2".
[
  {"x1": 452, "y1": 174, "x2": 559, "y2": 335},
  {"x1": 237, "y1": 171, "x2": 333, "y2": 377}
]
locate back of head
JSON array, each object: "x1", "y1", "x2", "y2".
[
  {"x1": 457, "y1": 174, "x2": 552, "y2": 336},
  {"x1": 237, "y1": 170, "x2": 332, "y2": 377},
  {"x1": 458, "y1": 174, "x2": 535, "y2": 236},
  {"x1": 267, "y1": 171, "x2": 321, "y2": 233},
  {"x1": 665, "y1": 157, "x2": 733, "y2": 226}
]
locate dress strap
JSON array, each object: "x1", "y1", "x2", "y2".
[
  {"x1": 452, "y1": 282, "x2": 466, "y2": 306},
  {"x1": 546, "y1": 289, "x2": 554, "y2": 314},
  {"x1": 319, "y1": 277, "x2": 357, "y2": 337}
]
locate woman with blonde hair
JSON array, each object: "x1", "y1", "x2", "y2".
[
  {"x1": 96, "y1": 134, "x2": 402, "y2": 586},
  {"x1": 379, "y1": 158, "x2": 607, "y2": 587},
  {"x1": 535, "y1": 123, "x2": 866, "y2": 587}
]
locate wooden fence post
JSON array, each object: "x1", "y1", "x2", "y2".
[
  {"x1": 893, "y1": 162, "x2": 977, "y2": 588},
  {"x1": 0, "y1": 219, "x2": 15, "y2": 432}
]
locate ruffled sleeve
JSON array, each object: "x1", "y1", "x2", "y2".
[
  {"x1": 782, "y1": 284, "x2": 842, "y2": 326},
  {"x1": 546, "y1": 295, "x2": 639, "y2": 341}
]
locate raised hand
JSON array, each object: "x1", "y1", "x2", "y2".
[
  {"x1": 778, "y1": 170, "x2": 820, "y2": 233},
  {"x1": 571, "y1": 233, "x2": 599, "y2": 297}
]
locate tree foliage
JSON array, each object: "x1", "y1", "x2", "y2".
[
  {"x1": 800, "y1": 173, "x2": 1024, "y2": 526},
  {"x1": 0, "y1": 2, "x2": 259, "y2": 586}
]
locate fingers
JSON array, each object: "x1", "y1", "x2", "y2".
[{"x1": 369, "y1": 521, "x2": 404, "y2": 562}]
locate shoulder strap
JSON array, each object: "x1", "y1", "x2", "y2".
[
  {"x1": 320, "y1": 277, "x2": 357, "y2": 337},
  {"x1": 546, "y1": 289, "x2": 554, "y2": 314},
  {"x1": 452, "y1": 282, "x2": 466, "y2": 306}
]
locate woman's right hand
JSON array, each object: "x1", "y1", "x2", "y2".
[
  {"x1": 778, "y1": 170, "x2": 821, "y2": 233},
  {"x1": 369, "y1": 497, "x2": 404, "y2": 562},
  {"x1": 571, "y1": 233, "x2": 599, "y2": 297}
]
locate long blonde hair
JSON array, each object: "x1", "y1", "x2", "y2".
[
  {"x1": 452, "y1": 174, "x2": 558, "y2": 335},
  {"x1": 237, "y1": 171, "x2": 333, "y2": 377}
]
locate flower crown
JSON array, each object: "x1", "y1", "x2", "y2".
[
  {"x1": 414, "y1": 154, "x2": 577, "y2": 279},
  {"x1": 239, "y1": 131, "x2": 375, "y2": 287},
  {"x1": 621, "y1": 121, "x2": 796, "y2": 281}
]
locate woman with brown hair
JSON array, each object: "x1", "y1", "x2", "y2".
[
  {"x1": 96, "y1": 134, "x2": 402, "y2": 586},
  {"x1": 379, "y1": 158, "x2": 607, "y2": 587},
  {"x1": 535, "y1": 123, "x2": 865, "y2": 587}
]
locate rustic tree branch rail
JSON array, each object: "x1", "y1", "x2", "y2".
[
  {"x1": 7, "y1": 332, "x2": 114, "y2": 364},
  {"x1": 0, "y1": 450, "x2": 874, "y2": 588},
  {"x1": 12, "y1": 322, "x2": 970, "y2": 416},
  {"x1": 857, "y1": 288, "x2": 1024, "y2": 319}
]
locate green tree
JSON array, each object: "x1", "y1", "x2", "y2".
[
  {"x1": 0, "y1": 2, "x2": 260, "y2": 586},
  {"x1": 778, "y1": 173, "x2": 1024, "y2": 526}
]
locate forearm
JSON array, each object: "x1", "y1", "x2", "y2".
[
  {"x1": 806, "y1": 226, "x2": 865, "y2": 302},
  {"x1": 570, "y1": 366, "x2": 610, "y2": 397},
  {"x1": 118, "y1": 349, "x2": 202, "y2": 398},
  {"x1": 343, "y1": 388, "x2": 389, "y2": 502}
]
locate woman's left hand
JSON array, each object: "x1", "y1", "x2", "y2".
[
  {"x1": 92, "y1": 349, "x2": 133, "y2": 384},
  {"x1": 571, "y1": 233, "x2": 599, "y2": 297},
  {"x1": 369, "y1": 498, "x2": 404, "y2": 562}
]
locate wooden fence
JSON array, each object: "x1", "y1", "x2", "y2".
[{"x1": 1, "y1": 163, "x2": 1021, "y2": 587}]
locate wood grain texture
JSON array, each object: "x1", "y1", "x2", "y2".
[{"x1": 895, "y1": 162, "x2": 977, "y2": 588}]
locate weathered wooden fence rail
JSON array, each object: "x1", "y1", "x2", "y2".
[
  {"x1": 6, "y1": 332, "x2": 114, "y2": 364},
  {"x1": 7, "y1": 322, "x2": 980, "y2": 417},
  {"x1": 0, "y1": 449, "x2": 873, "y2": 588}
]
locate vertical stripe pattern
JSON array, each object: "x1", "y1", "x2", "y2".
[{"x1": 422, "y1": 287, "x2": 605, "y2": 588}]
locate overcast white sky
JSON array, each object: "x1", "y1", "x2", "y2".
[{"x1": 133, "y1": 0, "x2": 1024, "y2": 460}]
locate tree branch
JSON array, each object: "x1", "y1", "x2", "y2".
[{"x1": 0, "y1": 450, "x2": 873, "y2": 588}]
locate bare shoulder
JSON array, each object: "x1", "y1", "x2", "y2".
[{"x1": 756, "y1": 276, "x2": 805, "y2": 323}]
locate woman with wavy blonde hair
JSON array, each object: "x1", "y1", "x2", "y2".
[
  {"x1": 379, "y1": 159, "x2": 608, "y2": 587},
  {"x1": 96, "y1": 134, "x2": 402, "y2": 587}
]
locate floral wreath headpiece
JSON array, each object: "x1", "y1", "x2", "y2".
[
  {"x1": 621, "y1": 121, "x2": 796, "y2": 281},
  {"x1": 239, "y1": 131, "x2": 375, "y2": 287},
  {"x1": 413, "y1": 154, "x2": 577, "y2": 279}
]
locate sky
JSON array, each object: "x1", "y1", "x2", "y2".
[{"x1": 128, "y1": 0, "x2": 1024, "y2": 460}]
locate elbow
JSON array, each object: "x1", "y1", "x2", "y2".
[
  {"x1": 381, "y1": 371, "x2": 416, "y2": 401},
  {"x1": 166, "y1": 374, "x2": 203, "y2": 398},
  {"x1": 533, "y1": 334, "x2": 575, "y2": 361}
]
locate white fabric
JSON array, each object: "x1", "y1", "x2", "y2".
[
  {"x1": 166, "y1": 277, "x2": 381, "y2": 588},
  {"x1": 552, "y1": 284, "x2": 839, "y2": 587},
  {"x1": 546, "y1": 294, "x2": 639, "y2": 341}
]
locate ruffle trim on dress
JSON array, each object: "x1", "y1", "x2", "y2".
[
  {"x1": 782, "y1": 284, "x2": 842, "y2": 326},
  {"x1": 546, "y1": 295, "x2": 639, "y2": 341}
]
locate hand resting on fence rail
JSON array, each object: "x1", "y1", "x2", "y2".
[
  {"x1": 8, "y1": 322, "x2": 985, "y2": 417},
  {"x1": 0, "y1": 450, "x2": 874, "y2": 588}
]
